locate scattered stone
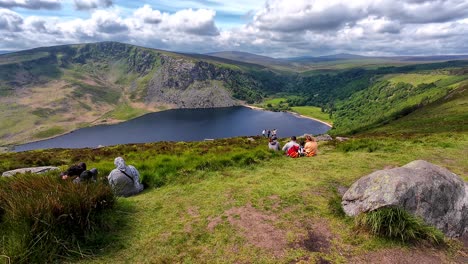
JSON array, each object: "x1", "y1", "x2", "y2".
[
  {"x1": 2, "y1": 166, "x2": 60, "y2": 177},
  {"x1": 342, "y1": 160, "x2": 468, "y2": 237},
  {"x1": 316, "y1": 134, "x2": 333, "y2": 141},
  {"x1": 247, "y1": 137, "x2": 255, "y2": 142},
  {"x1": 335, "y1": 136, "x2": 350, "y2": 142}
]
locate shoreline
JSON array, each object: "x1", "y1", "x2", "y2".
[{"x1": 241, "y1": 104, "x2": 333, "y2": 128}]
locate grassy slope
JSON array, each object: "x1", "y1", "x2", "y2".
[
  {"x1": 81, "y1": 93, "x2": 468, "y2": 263},
  {"x1": 79, "y1": 134, "x2": 466, "y2": 263},
  {"x1": 332, "y1": 72, "x2": 468, "y2": 135},
  {"x1": 365, "y1": 85, "x2": 468, "y2": 135},
  {"x1": 84, "y1": 90, "x2": 466, "y2": 263},
  {"x1": 0, "y1": 89, "x2": 467, "y2": 262}
]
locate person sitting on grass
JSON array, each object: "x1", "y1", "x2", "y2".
[
  {"x1": 282, "y1": 136, "x2": 300, "y2": 158},
  {"x1": 60, "y1": 162, "x2": 86, "y2": 180},
  {"x1": 108, "y1": 157, "x2": 144, "y2": 197},
  {"x1": 304, "y1": 135, "x2": 318, "y2": 157},
  {"x1": 73, "y1": 168, "x2": 98, "y2": 184},
  {"x1": 268, "y1": 136, "x2": 280, "y2": 151}
]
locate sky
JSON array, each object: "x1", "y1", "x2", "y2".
[{"x1": 0, "y1": 0, "x2": 467, "y2": 57}]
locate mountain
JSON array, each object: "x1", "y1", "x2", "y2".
[
  {"x1": 0, "y1": 42, "x2": 283, "y2": 145},
  {"x1": 0, "y1": 50, "x2": 12, "y2": 55},
  {"x1": 205, "y1": 51, "x2": 280, "y2": 65},
  {"x1": 285, "y1": 53, "x2": 368, "y2": 62}
]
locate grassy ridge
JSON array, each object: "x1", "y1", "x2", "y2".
[{"x1": 332, "y1": 73, "x2": 468, "y2": 135}]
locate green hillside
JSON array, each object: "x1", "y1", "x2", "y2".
[
  {"x1": 0, "y1": 101, "x2": 466, "y2": 262},
  {"x1": 332, "y1": 73, "x2": 468, "y2": 134}
]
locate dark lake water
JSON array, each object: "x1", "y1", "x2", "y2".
[{"x1": 15, "y1": 106, "x2": 330, "y2": 151}]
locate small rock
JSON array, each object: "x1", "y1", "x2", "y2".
[
  {"x1": 2, "y1": 166, "x2": 60, "y2": 177},
  {"x1": 316, "y1": 134, "x2": 333, "y2": 142},
  {"x1": 335, "y1": 137, "x2": 349, "y2": 142},
  {"x1": 247, "y1": 137, "x2": 255, "y2": 142}
]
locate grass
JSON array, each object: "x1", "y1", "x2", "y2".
[
  {"x1": 366, "y1": 85, "x2": 468, "y2": 135},
  {"x1": 290, "y1": 106, "x2": 333, "y2": 124},
  {"x1": 262, "y1": 97, "x2": 288, "y2": 105},
  {"x1": 387, "y1": 73, "x2": 450, "y2": 86},
  {"x1": 33, "y1": 126, "x2": 66, "y2": 139},
  {"x1": 79, "y1": 133, "x2": 465, "y2": 263},
  {"x1": 355, "y1": 207, "x2": 445, "y2": 244},
  {"x1": 0, "y1": 131, "x2": 466, "y2": 263},
  {"x1": 103, "y1": 104, "x2": 148, "y2": 120},
  {"x1": 0, "y1": 173, "x2": 117, "y2": 263}
]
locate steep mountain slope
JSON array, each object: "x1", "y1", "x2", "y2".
[
  {"x1": 0, "y1": 42, "x2": 282, "y2": 145},
  {"x1": 364, "y1": 84, "x2": 468, "y2": 135},
  {"x1": 331, "y1": 72, "x2": 468, "y2": 134}
]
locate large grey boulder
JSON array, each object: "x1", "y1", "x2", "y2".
[
  {"x1": 2, "y1": 166, "x2": 60, "y2": 177},
  {"x1": 342, "y1": 160, "x2": 467, "y2": 237}
]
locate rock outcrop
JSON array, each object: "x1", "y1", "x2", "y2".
[
  {"x1": 145, "y1": 55, "x2": 238, "y2": 108},
  {"x1": 2, "y1": 166, "x2": 60, "y2": 177},
  {"x1": 342, "y1": 160, "x2": 468, "y2": 237}
]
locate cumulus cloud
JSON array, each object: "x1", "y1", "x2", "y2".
[
  {"x1": 134, "y1": 4, "x2": 162, "y2": 24},
  {"x1": 74, "y1": 0, "x2": 112, "y2": 11},
  {"x1": 163, "y1": 9, "x2": 219, "y2": 36},
  {"x1": 0, "y1": 0, "x2": 60, "y2": 10},
  {"x1": 0, "y1": 1, "x2": 467, "y2": 56},
  {"x1": 0, "y1": 8, "x2": 23, "y2": 31}
]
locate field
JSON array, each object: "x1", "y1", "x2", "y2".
[
  {"x1": 255, "y1": 98, "x2": 333, "y2": 125},
  {"x1": 387, "y1": 73, "x2": 450, "y2": 86},
  {"x1": 290, "y1": 106, "x2": 333, "y2": 125}
]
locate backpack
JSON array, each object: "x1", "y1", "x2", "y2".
[{"x1": 287, "y1": 145, "x2": 300, "y2": 158}]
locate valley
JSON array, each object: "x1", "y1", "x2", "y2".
[{"x1": 0, "y1": 42, "x2": 467, "y2": 147}]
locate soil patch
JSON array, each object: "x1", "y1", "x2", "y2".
[
  {"x1": 349, "y1": 248, "x2": 446, "y2": 264},
  {"x1": 209, "y1": 204, "x2": 287, "y2": 257},
  {"x1": 295, "y1": 219, "x2": 334, "y2": 253}
]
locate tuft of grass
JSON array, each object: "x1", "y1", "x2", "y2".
[
  {"x1": 0, "y1": 173, "x2": 116, "y2": 263},
  {"x1": 355, "y1": 207, "x2": 445, "y2": 244}
]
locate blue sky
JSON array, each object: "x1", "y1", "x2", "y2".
[{"x1": 1, "y1": 0, "x2": 467, "y2": 57}]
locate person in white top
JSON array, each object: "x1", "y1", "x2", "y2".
[{"x1": 108, "y1": 157, "x2": 144, "y2": 197}]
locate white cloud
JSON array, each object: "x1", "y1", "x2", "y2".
[
  {"x1": 74, "y1": 0, "x2": 112, "y2": 11},
  {"x1": 0, "y1": 1, "x2": 467, "y2": 56},
  {"x1": 162, "y1": 8, "x2": 219, "y2": 36},
  {"x1": 0, "y1": 0, "x2": 60, "y2": 10},
  {"x1": 133, "y1": 4, "x2": 162, "y2": 24},
  {"x1": 0, "y1": 8, "x2": 23, "y2": 31}
]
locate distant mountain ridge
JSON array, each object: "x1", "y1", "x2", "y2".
[{"x1": 206, "y1": 51, "x2": 468, "y2": 66}]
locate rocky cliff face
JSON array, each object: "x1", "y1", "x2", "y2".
[{"x1": 144, "y1": 55, "x2": 237, "y2": 108}]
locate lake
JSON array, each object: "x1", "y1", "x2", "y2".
[{"x1": 14, "y1": 106, "x2": 331, "y2": 151}]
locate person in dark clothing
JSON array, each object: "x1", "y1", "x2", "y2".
[
  {"x1": 61, "y1": 162, "x2": 86, "y2": 180},
  {"x1": 73, "y1": 168, "x2": 98, "y2": 184}
]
